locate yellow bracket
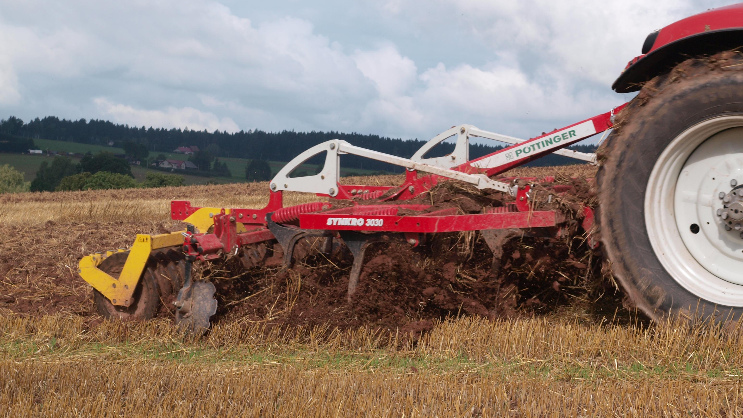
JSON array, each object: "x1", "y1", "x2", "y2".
[
  {"x1": 78, "y1": 231, "x2": 186, "y2": 307},
  {"x1": 183, "y1": 207, "x2": 247, "y2": 233},
  {"x1": 79, "y1": 206, "x2": 243, "y2": 307}
]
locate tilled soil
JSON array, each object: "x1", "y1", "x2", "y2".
[
  {"x1": 0, "y1": 220, "x2": 182, "y2": 318},
  {"x1": 212, "y1": 229, "x2": 607, "y2": 337},
  {"x1": 212, "y1": 178, "x2": 614, "y2": 336},
  {"x1": 0, "y1": 171, "x2": 627, "y2": 335}
]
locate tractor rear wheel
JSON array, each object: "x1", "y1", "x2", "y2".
[
  {"x1": 93, "y1": 252, "x2": 160, "y2": 320},
  {"x1": 598, "y1": 50, "x2": 743, "y2": 321}
]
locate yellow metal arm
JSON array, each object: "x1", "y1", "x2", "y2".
[
  {"x1": 79, "y1": 206, "x2": 242, "y2": 307},
  {"x1": 78, "y1": 231, "x2": 185, "y2": 307}
]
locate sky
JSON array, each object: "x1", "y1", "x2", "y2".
[{"x1": 0, "y1": 0, "x2": 733, "y2": 143}]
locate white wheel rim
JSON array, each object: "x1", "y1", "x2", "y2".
[{"x1": 646, "y1": 116, "x2": 743, "y2": 306}]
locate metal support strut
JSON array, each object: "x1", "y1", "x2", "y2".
[
  {"x1": 481, "y1": 229, "x2": 523, "y2": 277},
  {"x1": 339, "y1": 231, "x2": 385, "y2": 303},
  {"x1": 174, "y1": 225, "x2": 217, "y2": 334},
  {"x1": 266, "y1": 213, "x2": 333, "y2": 267}
]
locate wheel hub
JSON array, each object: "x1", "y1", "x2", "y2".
[{"x1": 717, "y1": 183, "x2": 743, "y2": 235}]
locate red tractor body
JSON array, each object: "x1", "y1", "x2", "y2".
[{"x1": 615, "y1": 3, "x2": 743, "y2": 92}]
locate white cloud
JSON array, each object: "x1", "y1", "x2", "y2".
[
  {"x1": 420, "y1": 63, "x2": 541, "y2": 112},
  {"x1": 380, "y1": 0, "x2": 715, "y2": 87},
  {"x1": 0, "y1": 1, "x2": 372, "y2": 125},
  {"x1": 199, "y1": 95, "x2": 228, "y2": 108},
  {"x1": 357, "y1": 0, "x2": 732, "y2": 139},
  {"x1": 354, "y1": 44, "x2": 417, "y2": 98},
  {"x1": 0, "y1": 0, "x2": 734, "y2": 143},
  {"x1": 94, "y1": 98, "x2": 240, "y2": 133},
  {"x1": 0, "y1": 61, "x2": 20, "y2": 105}
]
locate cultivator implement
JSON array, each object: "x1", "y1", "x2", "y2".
[
  {"x1": 80, "y1": 4, "x2": 743, "y2": 332},
  {"x1": 80, "y1": 109, "x2": 617, "y2": 332}
]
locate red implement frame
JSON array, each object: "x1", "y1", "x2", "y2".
[{"x1": 171, "y1": 106, "x2": 623, "y2": 260}]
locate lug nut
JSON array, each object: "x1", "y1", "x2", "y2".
[
  {"x1": 717, "y1": 208, "x2": 723, "y2": 216},
  {"x1": 722, "y1": 213, "x2": 729, "y2": 220},
  {"x1": 720, "y1": 192, "x2": 726, "y2": 199},
  {"x1": 724, "y1": 196, "x2": 732, "y2": 204},
  {"x1": 736, "y1": 224, "x2": 742, "y2": 231},
  {"x1": 725, "y1": 225, "x2": 733, "y2": 231},
  {"x1": 732, "y1": 179, "x2": 738, "y2": 187}
]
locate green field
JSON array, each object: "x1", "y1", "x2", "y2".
[
  {"x1": 33, "y1": 138, "x2": 125, "y2": 155},
  {"x1": 23, "y1": 138, "x2": 382, "y2": 183},
  {"x1": 0, "y1": 154, "x2": 46, "y2": 181},
  {"x1": 0, "y1": 153, "x2": 233, "y2": 185}
]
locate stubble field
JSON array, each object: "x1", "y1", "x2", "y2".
[{"x1": 2, "y1": 165, "x2": 743, "y2": 416}]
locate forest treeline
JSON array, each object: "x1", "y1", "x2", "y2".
[{"x1": 0, "y1": 116, "x2": 596, "y2": 171}]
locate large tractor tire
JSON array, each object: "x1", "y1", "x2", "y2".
[
  {"x1": 598, "y1": 50, "x2": 743, "y2": 321},
  {"x1": 93, "y1": 252, "x2": 160, "y2": 320}
]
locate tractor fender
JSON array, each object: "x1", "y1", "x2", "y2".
[{"x1": 613, "y1": 4, "x2": 743, "y2": 93}]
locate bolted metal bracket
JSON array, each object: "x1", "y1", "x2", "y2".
[
  {"x1": 716, "y1": 183, "x2": 743, "y2": 235},
  {"x1": 266, "y1": 213, "x2": 333, "y2": 267}
]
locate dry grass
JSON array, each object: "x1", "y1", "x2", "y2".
[
  {"x1": 2, "y1": 314, "x2": 743, "y2": 416},
  {"x1": 4, "y1": 359, "x2": 740, "y2": 417},
  {"x1": 9, "y1": 165, "x2": 736, "y2": 416},
  {"x1": 0, "y1": 167, "x2": 589, "y2": 226},
  {"x1": 0, "y1": 183, "x2": 290, "y2": 226}
]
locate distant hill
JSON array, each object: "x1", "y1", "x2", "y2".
[{"x1": 0, "y1": 116, "x2": 596, "y2": 172}]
